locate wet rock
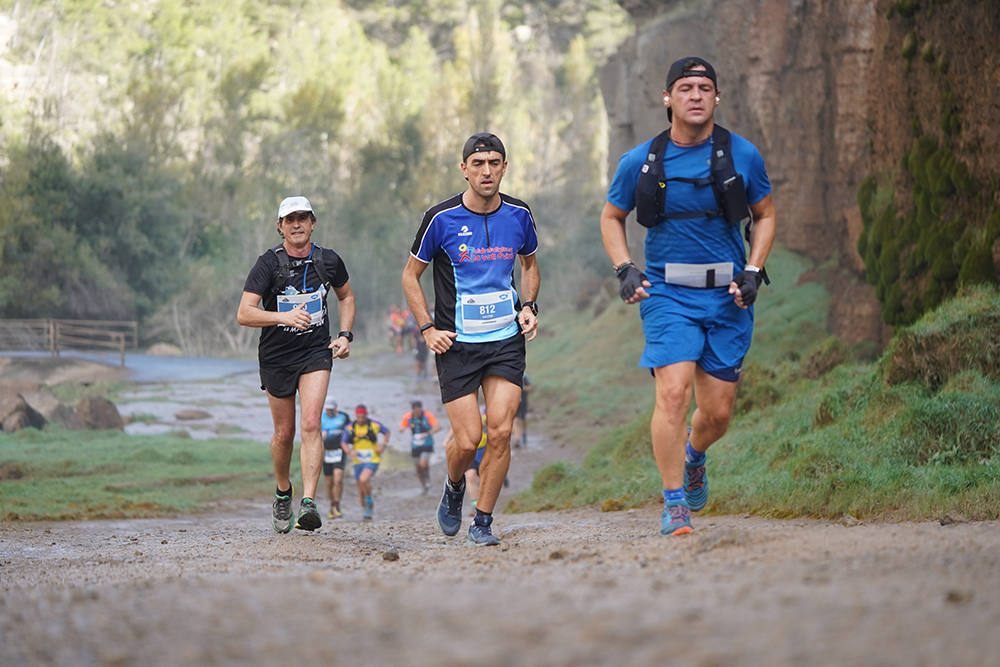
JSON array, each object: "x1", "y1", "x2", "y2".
[
  {"x1": 382, "y1": 550, "x2": 399, "y2": 562},
  {"x1": 939, "y1": 513, "x2": 968, "y2": 526},
  {"x1": 22, "y1": 391, "x2": 86, "y2": 430},
  {"x1": 75, "y1": 396, "x2": 124, "y2": 430},
  {"x1": 0, "y1": 395, "x2": 46, "y2": 432},
  {"x1": 175, "y1": 409, "x2": 211, "y2": 421},
  {"x1": 945, "y1": 589, "x2": 973, "y2": 605},
  {"x1": 147, "y1": 343, "x2": 183, "y2": 356}
]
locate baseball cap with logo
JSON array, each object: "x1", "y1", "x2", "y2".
[
  {"x1": 277, "y1": 195, "x2": 314, "y2": 220},
  {"x1": 462, "y1": 133, "x2": 506, "y2": 162},
  {"x1": 665, "y1": 56, "x2": 718, "y2": 122},
  {"x1": 324, "y1": 397, "x2": 337, "y2": 411}
]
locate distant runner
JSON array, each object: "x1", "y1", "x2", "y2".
[
  {"x1": 321, "y1": 398, "x2": 351, "y2": 518},
  {"x1": 399, "y1": 400, "x2": 442, "y2": 494},
  {"x1": 402, "y1": 132, "x2": 540, "y2": 547},
  {"x1": 237, "y1": 195, "x2": 355, "y2": 533},
  {"x1": 343, "y1": 404, "x2": 390, "y2": 521}
]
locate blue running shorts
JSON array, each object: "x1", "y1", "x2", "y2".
[
  {"x1": 638, "y1": 287, "x2": 753, "y2": 382},
  {"x1": 354, "y1": 462, "x2": 379, "y2": 480}
]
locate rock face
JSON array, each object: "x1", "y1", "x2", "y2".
[{"x1": 602, "y1": 0, "x2": 996, "y2": 342}]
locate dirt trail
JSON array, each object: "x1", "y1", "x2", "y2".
[{"x1": 2, "y1": 353, "x2": 999, "y2": 666}]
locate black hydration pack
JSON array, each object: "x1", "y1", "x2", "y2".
[
  {"x1": 269, "y1": 243, "x2": 332, "y2": 298},
  {"x1": 634, "y1": 124, "x2": 768, "y2": 283}
]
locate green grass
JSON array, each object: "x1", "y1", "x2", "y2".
[
  {"x1": 510, "y1": 250, "x2": 1000, "y2": 521},
  {"x1": 0, "y1": 429, "x2": 275, "y2": 520}
]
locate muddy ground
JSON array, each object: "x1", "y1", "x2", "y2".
[{"x1": 1, "y1": 352, "x2": 999, "y2": 666}]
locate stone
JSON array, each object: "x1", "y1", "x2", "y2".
[
  {"x1": 174, "y1": 409, "x2": 211, "y2": 421},
  {"x1": 76, "y1": 396, "x2": 124, "y2": 430},
  {"x1": 0, "y1": 395, "x2": 46, "y2": 432}
]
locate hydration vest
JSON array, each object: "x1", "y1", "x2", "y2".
[
  {"x1": 634, "y1": 124, "x2": 768, "y2": 283},
  {"x1": 268, "y1": 243, "x2": 333, "y2": 297}
]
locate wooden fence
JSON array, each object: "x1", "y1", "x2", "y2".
[{"x1": 0, "y1": 319, "x2": 138, "y2": 367}]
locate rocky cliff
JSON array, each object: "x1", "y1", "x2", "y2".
[{"x1": 602, "y1": 0, "x2": 999, "y2": 343}]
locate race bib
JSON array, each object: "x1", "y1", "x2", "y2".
[
  {"x1": 324, "y1": 449, "x2": 343, "y2": 464},
  {"x1": 460, "y1": 290, "x2": 515, "y2": 334},
  {"x1": 355, "y1": 449, "x2": 374, "y2": 462},
  {"x1": 411, "y1": 433, "x2": 431, "y2": 448},
  {"x1": 277, "y1": 286, "x2": 326, "y2": 326}
]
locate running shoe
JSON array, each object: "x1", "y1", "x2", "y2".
[
  {"x1": 272, "y1": 487, "x2": 294, "y2": 534},
  {"x1": 467, "y1": 520, "x2": 501, "y2": 547},
  {"x1": 363, "y1": 495, "x2": 374, "y2": 521},
  {"x1": 684, "y1": 458, "x2": 709, "y2": 512},
  {"x1": 437, "y1": 480, "x2": 464, "y2": 536},
  {"x1": 295, "y1": 497, "x2": 322, "y2": 531},
  {"x1": 661, "y1": 501, "x2": 693, "y2": 536},
  {"x1": 328, "y1": 504, "x2": 343, "y2": 520}
]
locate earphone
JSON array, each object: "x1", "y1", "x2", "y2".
[{"x1": 715, "y1": 96, "x2": 720, "y2": 102}]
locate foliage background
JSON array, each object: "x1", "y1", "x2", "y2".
[{"x1": 0, "y1": 0, "x2": 632, "y2": 352}]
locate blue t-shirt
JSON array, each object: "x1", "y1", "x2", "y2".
[
  {"x1": 606, "y1": 129, "x2": 771, "y2": 297},
  {"x1": 411, "y1": 193, "x2": 538, "y2": 343},
  {"x1": 321, "y1": 411, "x2": 350, "y2": 449}
]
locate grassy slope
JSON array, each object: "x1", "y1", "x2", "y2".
[{"x1": 509, "y1": 247, "x2": 1000, "y2": 520}]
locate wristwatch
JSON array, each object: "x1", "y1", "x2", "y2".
[
  {"x1": 521, "y1": 301, "x2": 539, "y2": 316},
  {"x1": 337, "y1": 330, "x2": 354, "y2": 342}
]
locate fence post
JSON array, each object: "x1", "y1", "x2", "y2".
[{"x1": 48, "y1": 319, "x2": 55, "y2": 357}]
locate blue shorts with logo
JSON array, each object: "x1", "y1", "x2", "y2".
[{"x1": 638, "y1": 286, "x2": 753, "y2": 382}]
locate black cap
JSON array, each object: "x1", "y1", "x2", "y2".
[
  {"x1": 462, "y1": 132, "x2": 506, "y2": 162},
  {"x1": 665, "y1": 57, "x2": 718, "y2": 122},
  {"x1": 411, "y1": 400, "x2": 423, "y2": 408}
]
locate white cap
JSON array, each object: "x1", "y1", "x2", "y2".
[
  {"x1": 277, "y1": 196, "x2": 313, "y2": 220},
  {"x1": 324, "y1": 397, "x2": 337, "y2": 411}
]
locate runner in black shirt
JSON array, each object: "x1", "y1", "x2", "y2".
[{"x1": 238, "y1": 195, "x2": 355, "y2": 533}]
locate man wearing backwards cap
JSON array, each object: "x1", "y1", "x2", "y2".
[
  {"x1": 402, "y1": 132, "x2": 540, "y2": 547},
  {"x1": 600, "y1": 57, "x2": 777, "y2": 536},
  {"x1": 238, "y1": 195, "x2": 356, "y2": 533}
]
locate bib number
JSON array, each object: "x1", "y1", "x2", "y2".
[
  {"x1": 411, "y1": 433, "x2": 431, "y2": 448},
  {"x1": 324, "y1": 449, "x2": 343, "y2": 464},
  {"x1": 277, "y1": 287, "x2": 326, "y2": 326},
  {"x1": 355, "y1": 449, "x2": 374, "y2": 462},
  {"x1": 460, "y1": 290, "x2": 515, "y2": 334}
]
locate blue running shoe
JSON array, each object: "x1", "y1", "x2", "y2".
[
  {"x1": 684, "y1": 458, "x2": 709, "y2": 511},
  {"x1": 363, "y1": 495, "x2": 374, "y2": 521},
  {"x1": 661, "y1": 501, "x2": 693, "y2": 536},
  {"x1": 437, "y1": 479, "x2": 464, "y2": 536},
  {"x1": 467, "y1": 520, "x2": 501, "y2": 547}
]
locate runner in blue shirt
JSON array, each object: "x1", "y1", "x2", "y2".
[
  {"x1": 320, "y1": 398, "x2": 351, "y2": 519},
  {"x1": 600, "y1": 57, "x2": 777, "y2": 537},
  {"x1": 402, "y1": 132, "x2": 540, "y2": 547}
]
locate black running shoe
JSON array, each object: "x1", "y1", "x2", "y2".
[
  {"x1": 436, "y1": 479, "x2": 464, "y2": 536},
  {"x1": 272, "y1": 487, "x2": 294, "y2": 534},
  {"x1": 295, "y1": 497, "x2": 322, "y2": 531}
]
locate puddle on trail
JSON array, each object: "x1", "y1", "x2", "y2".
[{"x1": 119, "y1": 353, "x2": 450, "y2": 457}]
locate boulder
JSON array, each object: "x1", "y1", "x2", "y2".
[
  {"x1": 147, "y1": 343, "x2": 183, "y2": 356},
  {"x1": 75, "y1": 396, "x2": 124, "y2": 430},
  {"x1": 0, "y1": 395, "x2": 47, "y2": 432},
  {"x1": 22, "y1": 391, "x2": 87, "y2": 430}
]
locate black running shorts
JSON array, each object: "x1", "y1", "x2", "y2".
[
  {"x1": 435, "y1": 334, "x2": 525, "y2": 404},
  {"x1": 259, "y1": 353, "x2": 332, "y2": 399}
]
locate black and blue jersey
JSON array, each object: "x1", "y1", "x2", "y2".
[{"x1": 410, "y1": 193, "x2": 538, "y2": 343}]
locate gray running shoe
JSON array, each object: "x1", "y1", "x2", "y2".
[
  {"x1": 295, "y1": 497, "x2": 322, "y2": 531},
  {"x1": 272, "y1": 488, "x2": 294, "y2": 534},
  {"x1": 467, "y1": 520, "x2": 501, "y2": 547}
]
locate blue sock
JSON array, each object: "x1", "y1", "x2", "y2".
[
  {"x1": 663, "y1": 487, "x2": 685, "y2": 505},
  {"x1": 686, "y1": 442, "x2": 706, "y2": 465}
]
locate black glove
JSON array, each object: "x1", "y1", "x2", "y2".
[
  {"x1": 732, "y1": 269, "x2": 763, "y2": 306},
  {"x1": 617, "y1": 264, "x2": 648, "y2": 301}
]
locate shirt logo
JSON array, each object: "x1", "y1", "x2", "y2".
[
  {"x1": 458, "y1": 243, "x2": 471, "y2": 262},
  {"x1": 458, "y1": 225, "x2": 473, "y2": 236}
]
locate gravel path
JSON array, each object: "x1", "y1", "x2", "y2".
[{"x1": 2, "y1": 354, "x2": 999, "y2": 666}]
